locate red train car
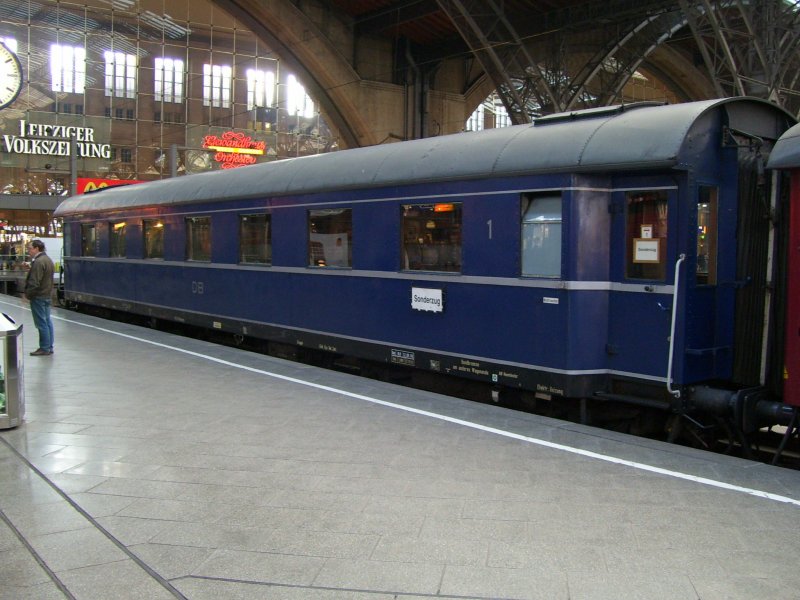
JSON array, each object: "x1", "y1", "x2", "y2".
[{"x1": 768, "y1": 124, "x2": 800, "y2": 408}]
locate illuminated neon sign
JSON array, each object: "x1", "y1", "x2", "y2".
[
  {"x1": 76, "y1": 177, "x2": 143, "y2": 194},
  {"x1": 202, "y1": 131, "x2": 266, "y2": 169}
]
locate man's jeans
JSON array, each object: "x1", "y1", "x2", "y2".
[{"x1": 30, "y1": 297, "x2": 54, "y2": 352}]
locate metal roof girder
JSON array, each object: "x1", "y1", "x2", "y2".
[
  {"x1": 565, "y1": 11, "x2": 681, "y2": 109},
  {"x1": 435, "y1": 0, "x2": 561, "y2": 121}
]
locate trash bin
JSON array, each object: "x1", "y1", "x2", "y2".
[{"x1": 0, "y1": 313, "x2": 24, "y2": 429}]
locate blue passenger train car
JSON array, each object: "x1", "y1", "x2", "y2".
[{"x1": 54, "y1": 98, "x2": 799, "y2": 442}]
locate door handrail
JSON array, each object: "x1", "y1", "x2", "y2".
[{"x1": 667, "y1": 254, "x2": 686, "y2": 398}]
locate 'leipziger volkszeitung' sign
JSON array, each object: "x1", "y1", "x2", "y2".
[{"x1": 3, "y1": 120, "x2": 111, "y2": 159}]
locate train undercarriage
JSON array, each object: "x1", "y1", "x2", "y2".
[{"x1": 66, "y1": 300, "x2": 800, "y2": 469}]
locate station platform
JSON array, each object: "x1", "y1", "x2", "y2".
[{"x1": 0, "y1": 296, "x2": 799, "y2": 600}]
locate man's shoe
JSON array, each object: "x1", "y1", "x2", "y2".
[{"x1": 30, "y1": 349, "x2": 52, "y2": 356}]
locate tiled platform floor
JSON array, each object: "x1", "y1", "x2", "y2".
[{"x1": 1, "y1": 296, "x2": 799, "y2": 600}]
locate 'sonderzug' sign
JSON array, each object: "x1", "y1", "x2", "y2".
[{"x1": 411, "y1": 287, "x2": 444, "y2": 313}]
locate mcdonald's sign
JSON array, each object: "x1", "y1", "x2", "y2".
[{"x1": 76, "y1": 178, "x2": 144, "y2": 194}]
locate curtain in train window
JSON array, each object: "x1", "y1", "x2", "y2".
[
  {"x1": 401, "y1": 203, "x2": 462, "y2": 272},
  {"x1": 80, "y1": 223, "x2": 96, "y2": 257},
  {"x1": 109, "y1": 221, "x2": 126, "y2": 258},
  {"x1": 239, "y1": 214, "x2": 271, "y2": 264},
  {"x1": 186, "y1": 217, "x2": 211, "y2": 261},
  {"x1": 143, "y1": 219, "x2": 164, "y2": 259},
  {"x1": 696, "y1": 187, "x2": 718, "y2": 285},
  {"x1": 308, "y1": 208, "x2": 351, "y2": 267},
  {"x1": 625, "y1": 190, "x2": 668, "y2": 280},
  {"x1": 521, "y1": 194, "x2": 561, "y2": 277}
]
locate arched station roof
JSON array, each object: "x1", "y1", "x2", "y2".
[{"x1": 215, "y1": 0, "x2": 800, "y2": 147}]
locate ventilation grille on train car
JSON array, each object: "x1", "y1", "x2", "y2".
[{"x1": 733, "y1": 153, "x2": 787, "y2": 396}]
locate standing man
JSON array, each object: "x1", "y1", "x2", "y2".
[{"x1": 25, "y1": 239, "x2": 55, "y2": 356}]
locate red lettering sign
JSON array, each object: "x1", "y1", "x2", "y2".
[
  {"x1": 202, "y1": 131, "x2": 266, "y2": 169},
  {"x1": 77, "y1": 178, "x2": 143, "y2": 194},
  {"x1": 214, "y1": 152, "x2": 257, "y2": 168}
]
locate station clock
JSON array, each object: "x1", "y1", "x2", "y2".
[{"x1": 0, "y1": 42, "x2": 22, "y2": 110}]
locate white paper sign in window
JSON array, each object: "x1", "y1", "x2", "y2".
[
  {"x1": 411, "y1": 287, "x2": 444, "y2": 313},
  {"x1": 633, "y1": 238, "x2": 660, "y2": 263}
]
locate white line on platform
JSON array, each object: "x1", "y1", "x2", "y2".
[{"x1": 12, "y1": 302, "x2": 800, "y2": 508}]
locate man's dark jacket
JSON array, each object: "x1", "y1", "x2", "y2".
[{"x1": 24, "y1": 252, "x2": 54, "y2": 300}]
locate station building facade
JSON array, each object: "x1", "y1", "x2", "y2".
[{"x1": 0, "y1": 0, "x2": 337, "y2": 258}]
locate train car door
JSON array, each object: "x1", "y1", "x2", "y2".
[
  {"x1": 607, "y1": 187, "x2": 676, "y2": 382},
  {"x1": 608, "y1": 182, "x2": 732, "y2": 387},
  {"x1": 680, "y1": 184, "x2": 734, "y2": 383}
]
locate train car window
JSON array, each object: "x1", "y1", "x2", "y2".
[
  {"x1": 239, "y1": 214, "x2": 271, "y2": 265},
  {"x1": 143, "y1": 219, "x2": 164, "y2": 259},
  {"x1": 521, "y1": 195, "x2": 561, "y2": 277},
  {"x1": 63, "y1": 225, "x2": 71, "y2": 257},
  {"x1": 625, "y1": 190, "x2": 668, "y2": 280},
  {"x1": 109, "y1": 222, "x2": 126, "y2": 258},
  {"x1": 186, "y1": 216, "x2": 211, "y2": 262},
  {"x1": 696, "y1": 187, "x2": 718, "y2": 285},
  {"x1": 80, "y1": 223, "x2": 96, "y2": 257},
  {"x1": 308, "y1": 209, "x2": 351, "y2": 267},
  {"x1": 401, "y1": 203, "x2": 462, "y2": 272}
]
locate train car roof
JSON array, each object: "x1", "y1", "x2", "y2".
[
  {"x1": 767, "y1": 121, "x2": 800, "y2": 169},
  {"x1": 54, "y1": 97, "x2": 793, "y2": 217}
]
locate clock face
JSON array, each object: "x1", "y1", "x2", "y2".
[{"x1": 0, "y1": 42, "x2": 22, "y2": 110}]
